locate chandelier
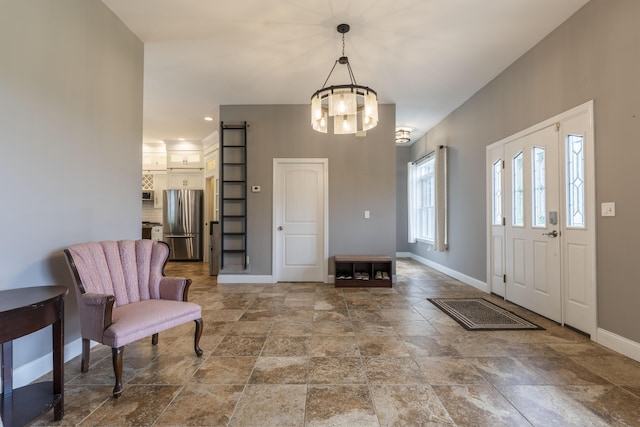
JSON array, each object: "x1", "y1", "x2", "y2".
[{"x1": 311, "y1": 24, "x2": 378, "y2": 135}]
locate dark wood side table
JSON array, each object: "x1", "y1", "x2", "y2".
[{"x1": 0, "y1": 286, "x2": 68, "y2": 427}]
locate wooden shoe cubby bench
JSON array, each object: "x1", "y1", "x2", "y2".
[{"x1": 333, "y1": 255, "x2": 392, "y2": 288}]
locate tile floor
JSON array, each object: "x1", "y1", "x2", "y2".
[{"x1": 29, "y1": 258, "x2": 640, "y2": 426}]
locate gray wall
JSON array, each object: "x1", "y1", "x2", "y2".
[
  {"x1": 220, "y1": 104, "x2": 396, "y2": 276},
  {"x1": 408, "y1": 0, "x2": 640, "y2": 342},
  {"x1": 0, "y1": 0, "x2": 143, "y2": 377},
  {"x1": 395, "y1": 146, "x2": 411, "y2": 253}
]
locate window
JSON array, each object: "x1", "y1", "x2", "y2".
[
  {"x1": 532, "y1": 147, "x2": 546, "y2": 227},
  {"x1": 408, "y1": 146, "x2": 447, "y2": 250},
  {"x1": 566, "y1": 134, "x2": 585, "y2": 228},
  {"x1": 416, "y1": 158, "x2": 435, "y2": 241},
  {"x1": 492, "y1": 159, "x2": 502, "y2": 225},
  {"x1": 512, "y1": 151, "x2": 524, "y2": 226}
]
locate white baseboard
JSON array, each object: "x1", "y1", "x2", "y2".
[
  {"x1": 10, "y1": 337, "x2": 89, "y2": 389},
  {"x1": 217, "y1": 275, "x2": 274, "y2": 284},
  {"x1": 403, "y1": 253, "x2": 488, "y2": 293},
  {"x1": 596, "y1": 328, "x2": 640, "y2": 363}
]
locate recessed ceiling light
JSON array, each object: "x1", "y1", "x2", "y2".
[
  {"x1": 204, "y1": 117, "x2": 213, "y2": 121},
  {"x1": 178, "y1": 138, "x2": 185, "y2": 141}
]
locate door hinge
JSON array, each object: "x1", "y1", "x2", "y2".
[
  {"x1": 503, "y1": 274, "x2": 507, "y2": 283},
  {"x1": 555, "y1": 122, "x2": 561, "y2": 132},
  {"x1": 502, "y1": 217, "x2": 506, "y2": 226},
  {"x1": 502, "y1": 160, "x2": 505, "y2": 169}
]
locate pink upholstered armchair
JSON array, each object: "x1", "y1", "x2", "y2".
[{"x1": 64, "y1": 240, "x2": 203, "y2": 397}]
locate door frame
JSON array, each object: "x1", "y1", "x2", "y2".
[
  {"x1": 272, "y1": 158, "x2": 329, "y2": 283},
  {"x1": 486, "y1": 100, "x2": 596, "y2": 337}
]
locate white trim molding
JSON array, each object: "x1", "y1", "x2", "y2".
[
  {"x1": 400, "y1": 253, "x2": 488, "y2": 292},
  {"x1": 596, "y1": 328, "x2": 640, "y2": 363},
  {"x1": 216, "y1": 275, "x2": 275, "y2": 284},
  {"x1": 11, "y1": 337, "x2": 87, "y2": 389}
]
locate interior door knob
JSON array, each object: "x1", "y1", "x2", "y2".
[
  {"x1": 277, "y1": 226, "x2": 283, "y2": 231},
  {"x1": 542, "y1": 230, "x2": 558, "y2": 237}
]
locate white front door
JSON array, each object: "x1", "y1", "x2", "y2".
[
  {"x1": 504, "y1": 126, "x2": 562, "y2": 322},
  {"x1": 487, "y1": 101, "x2": 596, "y2": 337},
  {"x1": 487, "y1": 145, "x2": 506, "y2": 298},
  {"x1": 273, "y1": 159, "x2": 328, "y2": 282},
  {"x1": 560, "y1": 112, "x2": 596, "y2": 335}
]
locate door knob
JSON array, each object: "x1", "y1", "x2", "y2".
[
  {"x1": 542, "y1": 230, "x2": 558, "y2": 237},
  {"x1": 277, "y1": 226, "x2": 283, "y2": 231}
]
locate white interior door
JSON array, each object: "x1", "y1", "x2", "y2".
[
  {"x1": 273, "y1": 159, "x2": 328, "y2": 282},
  {"x1": 504, "y1": 126, "x2": 562, "y2": 322}
]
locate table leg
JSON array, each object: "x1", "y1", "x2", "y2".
[
  {"x1": 1, "y1": 341, "x2": 12, "y2": 395},
  {"x1": 52, "y1": 299, "x2": 64, "y2": 420}
]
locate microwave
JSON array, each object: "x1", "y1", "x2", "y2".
[{"x1": 142, "y1": 190, "x2": 154, "y2": 201}]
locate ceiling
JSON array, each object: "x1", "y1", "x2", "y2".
[{"x1": 102, "y1": 0, "x2": 589, "y2": 145}]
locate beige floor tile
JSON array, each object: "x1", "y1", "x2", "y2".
[
  {"x1": 571, "y1": 354, "x2": 640, "y2": 385},
  {"x1": 433, "y1": 384, "x2": 532, "y2": 426},
  {"x1": 364, "y1": 357, "x2": 427, "y2": 384},
  {"x1": 261, "y1": 335, "x2": 311, "y2": 356},
  {"x1": 356, "y1": 335, "x2": 411, "y2": 357},
  {"x1": 498, "y1": 385, "x2": 612, "y2": 426},
  {"x1": 310, "y1": 335, "x2": 360, "y2": 357},
  {"x1": 416, "y1": 357, "x2": 487, "y2": 385},
  {"x1": 211, "y1": 335, "x2": 266, "y2": 356},
  {"x1": 308, "y1": 357, "x2": 367, "y2": 384},
  {"x1": 522, "y1": 356, "x2": 611, "y2": 385},
  {"x1": 77, "y1": 385, "x2": 181, "y2": 426},
  {"x1": 304, "y1": 385, "x2": 378, "y2": 427},
  {"x1": 370, "y1": 384, "x2": 455, "y2": 426},
  {"x1": 249, "y1": 356, "x2": 309, "y2": 384},
  {"x1": 191, "y1": 356, "x2": 256, "y2": 384},
  {"x1": 29, "y1": 258, "x2": 640, "y2": 427},
  {"x1": 229, "y1": 384, "x2": 307, "y2": 427},
  {"x1": 154, "y1": 384, "x2": 244, "y2": 426}
]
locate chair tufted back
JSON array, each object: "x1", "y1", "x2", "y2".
[{"x1": 66, "y1": 240, "x2": 169, "y2": 307}]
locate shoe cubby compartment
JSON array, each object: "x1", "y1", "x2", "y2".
[{"x1": 334, "y1": 255, "x2": 392, "y2": 288}]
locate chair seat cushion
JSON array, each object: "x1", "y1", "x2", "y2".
[{"x1": 103, "y1": 299, "x2": 202, "y2": 348}]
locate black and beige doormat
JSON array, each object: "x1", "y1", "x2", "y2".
[{"x1": 427, "y1": 298, "x2": 544, "y2": 331}]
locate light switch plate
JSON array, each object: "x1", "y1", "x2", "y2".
[
  {"x1": 364, "y1": 210, "x2": 370, "y2": 219},
  {"x1": 601, "y1": 202, "x2": 615, "y2": 216}
]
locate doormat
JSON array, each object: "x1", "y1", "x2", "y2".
[{"x1": 427, "y1": 298, "x2": 544, "y2": 331}]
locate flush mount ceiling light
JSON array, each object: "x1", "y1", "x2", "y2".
[
  {"x1": 395, "y1": 128, "x2": 411, "y2": 144},
  {"x1": 311, "y1": 24, "x2": 378, "y2": 135}
]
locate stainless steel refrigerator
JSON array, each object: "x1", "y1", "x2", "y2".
[{"x1": 163, "y1": 189, "x2": 203, "y2": 261}]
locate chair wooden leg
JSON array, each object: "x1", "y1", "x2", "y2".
[
  {"x1": 194, "y1": 318, "x2": 203, "y2": 357},
  {"x1": 81, "y1": 338, "x2": 90, "y2": 373},
  {"x1": 111, "y1": 346, "x2": 124, "y2": 398},
  {"x1": 152, "y1": 333, "x2": 159, "y2": 345}
]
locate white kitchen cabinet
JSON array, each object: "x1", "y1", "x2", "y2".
[
  {"x1": 142, "y1": 172, "x2": 167, "y2": 208},
  {"x1": 153, "y1": 172, "x2": 166, "y2": 208},
  {"x1": 142, "y1": 152, "x2": 167, "y2": 171},
  {"x1": 167, "y1": 170, "x2": 203, "y2": 189},
  {"x1": 167, "y1": 151, "x2": 203, "y2": 169}
]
